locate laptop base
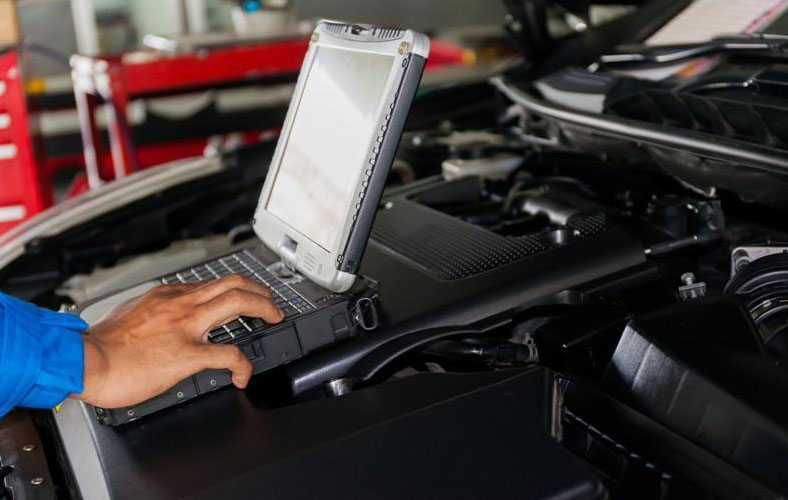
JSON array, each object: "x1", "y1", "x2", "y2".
[{"x1": 93, "y1": 244, "x2": 378, "y2": 426}]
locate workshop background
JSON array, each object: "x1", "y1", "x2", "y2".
[{"x1": 0, "y1": 0, "x2": 523, "y2": 235}]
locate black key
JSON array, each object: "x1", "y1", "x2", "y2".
[
  {"x1": 281, "y1": 305, "x2": 298, "y2": 317},
  {"x1": 233, "y1": 329, "x2": 252, "y2": 341},
  {"x1": 248, "y1": 317, "x2": 267, "y2": 329},
  {"x1": 209, "y1": 330, "x2": 231, "y2": 343},
  {"x1": 225, "y1": 319, "x2": 244, "y2": 331}
]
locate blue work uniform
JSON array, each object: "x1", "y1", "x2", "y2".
[{"x1": 0, "y1": 292, "x2": 87, "y2": 418}]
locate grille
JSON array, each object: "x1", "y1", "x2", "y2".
[{"x1": 371, "y1": 200, "x2": 608, "y2": 280}]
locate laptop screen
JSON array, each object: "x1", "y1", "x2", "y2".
[{"x1": 266, "y1": 46, "x2": 395, "y2": 251}]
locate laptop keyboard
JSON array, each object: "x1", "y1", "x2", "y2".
[{"x1": 161, "y1": 249, "x2": 315, "y2": 343}]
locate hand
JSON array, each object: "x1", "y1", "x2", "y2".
[{"x1": 72, "y1": 274, "x2": 284, "y2": 409}]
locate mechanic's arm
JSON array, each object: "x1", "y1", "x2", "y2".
[{"x1": 0, "y1": 275, "x2": 283, "y2": 416}]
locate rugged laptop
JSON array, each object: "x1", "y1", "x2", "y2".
[{"x1": 80, "y1": 22, "x2": 430, "y2": 425}]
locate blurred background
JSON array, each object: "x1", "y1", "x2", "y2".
[
  {"x1": 24, "y1": 0, "x2": 511, "y2": 66},
  {"x1": 0, "y1": 0, "x2": 637, "y2": 234},
  {"x1": 0, "y1": 0, "x2": 515, "y2": 232}
]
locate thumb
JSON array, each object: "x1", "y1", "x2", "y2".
[{"x1": 192, "y1": 343, "x2": 254, "y2": 389}]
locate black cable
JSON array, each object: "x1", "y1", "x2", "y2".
[
  {"x1": 347, "y1": 322, "x2": 511, "y2": 385},
  {"x1": 645, "y1": 232, "x2": 720, "y2": 257},
  {"x1": 424, "y1": 339, "x2": 538, "y2": 365},
  {"x1": 540, "y1": 176, "x2": 598, "y2": 198}
]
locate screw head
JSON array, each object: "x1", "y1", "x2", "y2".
[
  {"x1": 22, "y1": 444, "x2": 35, "y2": 452},
  {"x1": 398, "y1": 42, "x2": 409, "y2": 55},
  {"x1": 311, "y1": 32, "x2": 319, "y2": 43},
  {"x1": 30, "y1": 477, "x2": 44, "y2": 486},
  {"x1": 209, "y1": 379, "x2": 217, "y2": 387},
  {"x1": 681, "y1": 272, "x2": 696, "y2": 285},
  {"x1": 127, "y1": 410, "x2": 135, "y2": 417},
  {"x1": 176, "y1": 391, "x2": 184, "y2": 398}
]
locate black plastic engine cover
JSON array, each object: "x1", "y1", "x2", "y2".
[
  {"x1": 599, "y1": 296, "x2": 788, "y2": 496},
  {"x1": 55, "y1": 369, "x2": 605, "y2": 500}
]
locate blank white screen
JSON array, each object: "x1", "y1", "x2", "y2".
[{"x1": 266, "y1": 46, "x2": 394, "y2": 251}]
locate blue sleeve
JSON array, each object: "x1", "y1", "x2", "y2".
[{"x1": 0, "y1": 292, "x2": 88, "y2": 417}]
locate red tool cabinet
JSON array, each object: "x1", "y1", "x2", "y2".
[
  {"x1": 0, "y1": 48, "x2": 48, "y2": 236},
  {"x1": 70, "y1": 38, "x2": 311, "y2": 188},
  {"x1": 69, "y1": 37, "x2": 468, "y2": 189},
  {"x1": 0, "y1": 36, "x2": 467, "y2": 236}
]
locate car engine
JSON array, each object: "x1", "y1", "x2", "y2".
[
  {"x1": 1, "y1": 114, "x2": 781, "y2": 498},
  {"x1": 2, "y1": 3, "x2": 788, "y2": 498}
]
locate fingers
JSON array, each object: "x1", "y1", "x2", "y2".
[
  {"x1": 189, "y1": 274, "x2": 273, "y2": 303},
  {"x1": 195, "y1": 288, "x2": 284, "y2": 334},
  {"x1": 191, "y1": 343, "x2": 254, "y2": 388}
]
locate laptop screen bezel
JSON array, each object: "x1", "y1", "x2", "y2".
[{"x1": 252, "y1": 23, "x2": 428, "y2": 292}]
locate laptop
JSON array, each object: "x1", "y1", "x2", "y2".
[{"x1": 81, "y1": 22, "x2": 430, "y2": 425}]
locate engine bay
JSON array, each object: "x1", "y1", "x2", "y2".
[
  {"x1": 1, "y1": 111, "x2": 784, "y2": 497},
  {"x1": 4, "y1": 9, "x2": 788, "y2": 497}
]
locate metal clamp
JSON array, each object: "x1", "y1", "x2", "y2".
[{"x1": 354, "y1": 297, "x2": 379, "y2": 331}]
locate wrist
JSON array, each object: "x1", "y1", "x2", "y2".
[{"x1": 73, "y1": 336, "x2": 108, "y2": 404}]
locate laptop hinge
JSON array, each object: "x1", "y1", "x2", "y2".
[{"x1": 278, "y1": 238, "x2": 298, "y2": 272}]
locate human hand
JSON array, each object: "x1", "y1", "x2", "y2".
[{"x1": 72, "y1": 275, "x2": 283, "y2": 408}]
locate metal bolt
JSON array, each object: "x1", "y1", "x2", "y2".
[
  {"x1": 325, "y1": 378, "x2": 354, "y2": 397},
  {"x1": 30, "y1": 477, "x2": 44, "y2": 486},
  {"x1": 681, "y1": 273, "x2": 696, "y2": 286},
  {"x1": 22, "y1": 444, "x2": 35, "y2": 452},
  {"x1": 733, "y1": 249, "x2": 751, "y2": 272},
  {"x1": 209, "y1": 379, "x2": 217, "y2": 387},
  {"x1": 127, "y1": 410, "x2": 135, "y2": 417},
  {"x1": 176, "y1": 391, "x2": 184, "y2": 398}
]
